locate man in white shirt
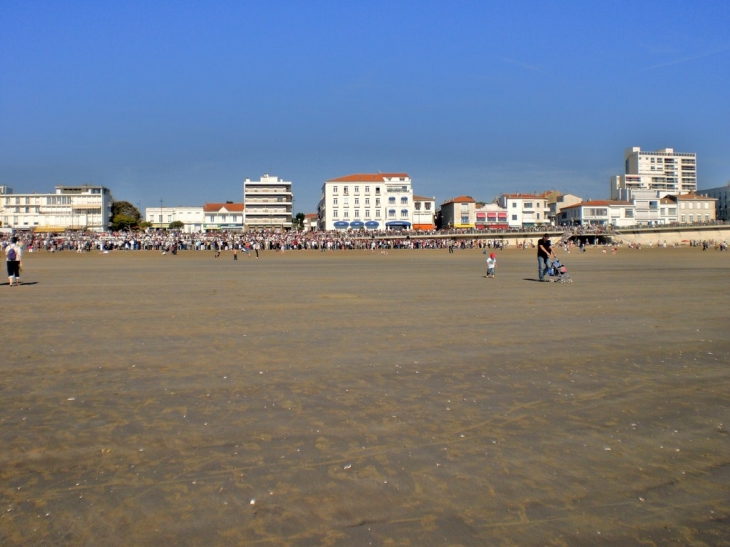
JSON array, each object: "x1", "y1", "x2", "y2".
[{"x1": 5, "y1": 237, "x2": 22, "y2": 287}]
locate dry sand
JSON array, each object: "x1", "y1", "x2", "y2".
[{"x1": 1, "y1": 247, "x2": 729, "y2": 546}]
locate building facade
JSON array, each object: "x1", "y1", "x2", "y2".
[
  {"x1": 550, "y1": 193, "x2": 583, "y2": 224},
  {"x1": 145, "y1": 206, "x2": 204, "y2": 231},
  {"x1": 698, "y1": 182, "x2": 730, "y2": 221},
  {"x1": 318, "y1": 173, "x2": 413, "y2": 231},
  {"x1": 498, "y1": 193, "x2": 551, "y2": 228},
  {"x1": 202, "y1": 203, "x2": 245, "y2": 231},
  {"x1": 412, "y1": 195, "x2": 436, "y2": 230},
  {"x1": 611, "y1": 147, "x2": 697, "y2": 199},
  {"x1": 474, "y1": 203, "x2": 509, "y2": 229},
  {"x1": 439, "y1": 196, "x2": 476, "y2": 229},
  {"x1": 243, "y1": 174, "x2": 292, "y2": 230},
  {"x1": 559, "y1": 200, "x2": 635, "y2": 227},
  {"x1": 671, "y1": 193, "x2": 716, "y2": 224},
  {"x1": 0, "y1": 185, "x2": 114, "y2": 232}
]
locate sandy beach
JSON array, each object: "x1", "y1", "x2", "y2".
[{"x1": 1, "y1": 247, "x2": 729, "y2": 546}]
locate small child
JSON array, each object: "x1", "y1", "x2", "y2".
[{"x1": 486, "y1": 252, "x2": 497, "y2": 278}]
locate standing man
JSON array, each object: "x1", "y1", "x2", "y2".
[
  {"x1": 537, "y1": 233, "x2": 556, "y2": 282},
  {"x1": 6, "y1": 236, "x2": 22, "y2": 287}
]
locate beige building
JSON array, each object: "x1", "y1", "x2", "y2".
[
  {"x1": 243, "y1": 174, "x2": 292, "y2": 230},
  {"x1": 671, "y1": 193, "x2": 716, "y2": 224},
  {"x1": 440, "y1": 196, "x2": 476, "y2": 229},
  {"x1": 550, "y1": 193, "x2": 583, "y2": 224},
  {"x1": 1, "y1": 184, "x2": 114, "y2": 232},
  {"x1": 698, "y1": 182, "x2": 729, "y2": 221},
  {"x1": 611, "y1": 147, "x2": 697, "y2": 199}
]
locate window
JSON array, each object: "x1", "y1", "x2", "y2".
[
  {"x1": 689, "y1": 214, "x2": 694, "y2": 222},
  {"x1": 376, "y1": 209, "x2": 381, "y2": 218},
  {"x1": 355, "y1": 198, "x2": 359, "y2": 205},
  {"x1": 415, "y1": 202, "x2": 421, "y2": 210},
  {"x1": 625, "y1": 209, "x2": 633, "y2": 218},
  {"x1": 512, "y1": 202, "x2": 517, "y2": 208},
  {"x1": 401, "y1": 197, "x2": 408, "y2": 204},
  {"x1": 705, "y1": 214, "x2": 710, "y2": 221},
  {"x1": 461, "y1": 215, "x2": 469, "y2": 224},
  {"x1": 333, "y1": 209, "x2": 338, "y2": 218},
  {"x1": 365, "y1": 209, "x2": 370, "y2": 217},
  {"x1": 524, "y1": 202, "x2": 533, "y2": 209},
  {"x1": 355, "y1": 209, "x2": 360, "y2": 218},
  {"x1": 354, "y1": 186, "x2": 359, "y2": 193},
  {"x1": 512, "y1": 214, "x2": 517, "y2": 221},
  {"x1": 375, "y1": 187, "x2": 381, "y2": 195},
  {"x1": 365, "y1": 198, "x2": 370, "y2": 205},
  {"x1": 389, "y1": 196, "x2": 396, "y2": 204},
  {"x1": 333, "y1": 186, "x2": 338, "y2": 193},
  {"x1": 209, "y1": 215, "x2": 215, "y2": 222},
  {"x1": 333, "y1": 198, "x2": 338, "y2": 205},
  {"x1": 344, "y1": 211, "x2": 349, "y2": 218},
  {"x1": 401, "y1": 209, "x2": 408, "y2": 218},
  {"x1": 681, "y1": 214, "x2": 686, "y2": 222},
  {"x1": 376, "y1": 198, "x2": 381, "y2": 206},
  {"x1": 343, "y1": 186, "x2": 349, "y2": 195},
  {"x1": 425, "y1": 203, "x2": 431, "y2": 210},
  {"x1": 365, "y1": 186, "x2": 370, "y2": 193},
  {"x1": 389, "y1": 209, "x2": 396, "y2": 217},
  {"x1": 688, "y1": 202, "x2": 694, "y2": 209},
  {"x1": 537, "y1": 213, "x2": 540, "y2": 219}
]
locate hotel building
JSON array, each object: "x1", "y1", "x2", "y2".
[
  {"x1": 611, "y1": 147, "x2": 697, "y2": 200},
  {"x1": 0, "y1": 184, "x2": 114, "y2": 232},
  {"x1": 243, "y1": 174, "x2": 292, "y2": 230},
  {"x1": 318, "y1": 173, "x2": 413, "y2": 231}
]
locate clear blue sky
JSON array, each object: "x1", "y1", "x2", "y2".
[{"x1": 2, "y1": 0, "x2": 729, "y2": 213}]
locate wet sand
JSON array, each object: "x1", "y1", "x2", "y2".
[{"x1": 1, "y1": 247, "x2": 729, "y2": 546}]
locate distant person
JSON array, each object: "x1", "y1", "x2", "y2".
[
  {"x1": 5, "y1": 237, "x2": 22, "y2": 287},
  {"x1": 537, "y1": 233, "x2": 555, "y2": 282},
  {"x1": 233, "y1": 247, "x2": 238, "y2": 260},
  {"x1": 486, "y1": 252, "x2": 496, "y2": 278}
]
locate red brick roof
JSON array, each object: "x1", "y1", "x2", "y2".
[
  {"x1": 413, "y1": 195, "x2": 435, "y2": 201},
  {"x1": 673, "y1": 192, "x2": 716, "y2": 201},
  {"x1": 442, "y1": 196, "x2": 475, "y2": 205},
  {"x1": 327, "y1": 173, "x2": 410, "y2": 182},
  {"x1": 501, "y1": 193, "x2": 542, "y2": 199},
  {"x1": 203, "y1": 203, "x2": 245, "y2": 213}
]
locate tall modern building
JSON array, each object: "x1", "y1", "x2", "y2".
[
  {"x1": 318, "y1": 173, "x2": 413, "y2": 231},
  {"x1": 243, "y1": 174, "x2": 292, "y2": 230},
  {"x1": 0, "y1": 185, "x2": 114, "y2": 232},
  {"x1": 611, "y1": 147, "x2": 697, "y2": 200}
]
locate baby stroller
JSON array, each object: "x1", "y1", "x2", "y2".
[{"x1": 547, "y1": 258, "x2": 572, "y2": 283}]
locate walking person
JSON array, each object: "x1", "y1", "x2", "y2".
[
  {"x1": 5, "y1": 237, "x2": 22, "y2": 287},
  {"x1": 485, "y1": 252, "x2": 497, "y2": 278},
  {"x1": 537, "y1": 233, "x2": 556, "y2": 282}
]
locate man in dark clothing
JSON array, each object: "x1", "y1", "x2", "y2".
[{"x1": 537, "y1": 233, "x2": 556, "y2": 282}]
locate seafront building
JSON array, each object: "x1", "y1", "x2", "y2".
[
  {"x1": 146, "y1": 206, "x2": 204, "y2": 232},
  {"x1": 0, "y1": 184, "x2": 114, "y2": 232},
  {"x1": 611, "y1": 147, "x2": 697, "y2": 200},
  {"x1": 243, "y1": 174, "x2": 292, "y2": 230},
  {"x1": 412, "y1": 195, "x2": 436, "y2": 230},
  {"x1": 558, "y1": 200, "x2": 635, "y2": 226},
  {"x1": 698, "y1": 182, "x2": 730, "y2": 221},
  {"x1": 318, "y1": 173, "x2": 414, "y2": 231},
  {"x1": 474, "y1": 203, "x2": 509, "y2": 230},
  {"x1": 439, "y1": 196, "x2": 476, "y2": 229},
  {"x1": 497, "y1": 193, "x2": 551, "y2": 228}
]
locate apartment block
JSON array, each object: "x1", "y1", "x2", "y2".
[
  {"x1": 611, "y1": 147, "x2": 697, "y2": 199},
  {"x1": 243, "y1": 174, "x2": 292, "y2": 230}
]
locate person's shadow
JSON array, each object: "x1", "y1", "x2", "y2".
[{"x1": 4, "y1": 281, "x2": 38, "y2": 286}]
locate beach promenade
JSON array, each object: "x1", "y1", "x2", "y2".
[{"x1": 1, "y1": 248, "x2": 729, "y2": 546}]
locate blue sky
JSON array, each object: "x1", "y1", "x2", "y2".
[{"x1": 2, "y1": 0, "x2": 729, "y2": 213}]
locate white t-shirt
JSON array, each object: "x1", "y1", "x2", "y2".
[{"x1": 5, "y1": 243, "x2": 21, "y2": 262}]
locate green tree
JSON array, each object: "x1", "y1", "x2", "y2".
[
  {"x1": 169, "y1": 220, "x2": 185, "y2": 229},
  {"x1": 110, "y1": 201, "x2": 142, "y2": 231},
  {"x1": 293, "y1": 212, "x2": 305, "y2": 229}
]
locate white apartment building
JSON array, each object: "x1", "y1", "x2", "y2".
[
  {"x1": 559, "y1": 200, "x2": 635, "y2": 227},
  {"x1": 0, "y1": 185, "x2": 114, "y2": 232},
  {"x1": 498, "y1": 193, "x2": 551, "y2": 228},
  {"x1": 698, "y1": 182, "x2": 730, "y2": 221},
  {"x1": 243, "y1": 174, "x2": 292, "y2": 230},
  {"x1": 611, "y1": 147, "x2": 697, "y2": 199},
  {"x1": 146, "y1": 206, "x2": 204, "y2": 232},
  {"x1": 318, "y1": 173, "x2": 413, "y2": 231},
  {"x1": 412, "y1": 195, "x2": 436, "y2": 230},
  {"x1": 202, "y1": 203, "x2": 245, "y2": 231}
]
